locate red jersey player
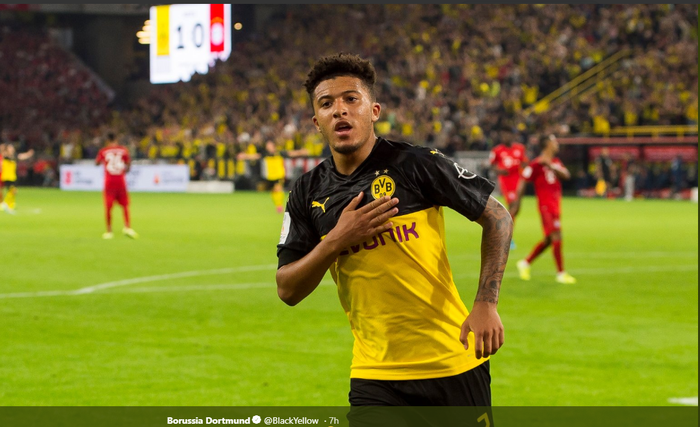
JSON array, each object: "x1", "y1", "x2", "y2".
[
  {"x1": 489, "y1": 125, "x2": 527, "y2": 249},
  {"x1": 509, "y1": 134, "x2": 576, "y2": 284},
  {"x1": 96, "y1": 132, "x2": 138, "y2": 239}
]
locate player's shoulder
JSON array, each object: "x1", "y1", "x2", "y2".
[
  {"x1": 379, "y1": 137, "x2": 448, "y2": 164},
  {"x1": 289, "y1": 157, "x2": 333, "y2": 195},
  {"x1": 527, "y1": 157, "x2": 546, "y2": 172}
]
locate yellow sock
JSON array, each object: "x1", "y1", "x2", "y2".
[
  {"x1": 271, "y1": 189, "x2": 284, "y2": 209},
  {"x1": 5, "y1": 187, "x2": 16, "y2": 209}
]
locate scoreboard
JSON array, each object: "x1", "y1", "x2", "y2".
[{"x1": 149, "y1": 4, "x2": 232, "y2": 84}]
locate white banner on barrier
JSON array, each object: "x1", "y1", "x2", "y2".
[{"x1": 60, "y1": 164, "x2": 190, "y2": 192}]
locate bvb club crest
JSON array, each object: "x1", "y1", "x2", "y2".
[{"x1": 371, "y1": 171, "x2": 396, "y2": 200}]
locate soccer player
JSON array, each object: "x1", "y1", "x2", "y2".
[
  {"x1": 276, "y1": 53, "x2": 513, "y2": 409},
  {"x1": 1, "y1": 143, "x2": 35, "y2": 213},
  {"x1": 95, "y1": 132, "x2": 138, "y2": 239},
  {"x1": 237, "y1": 140, "x2": 308, "y2": 213},
  {"x1": 489, "y1": 123, "x2": 528, "y2": 249},
  {"x1": 509, "y1": 134, "x2": 576, "y2": 284}
]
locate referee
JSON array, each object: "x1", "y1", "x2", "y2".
[{"x1": 275, "y1": 53, "x2": 512, "y2": 419}]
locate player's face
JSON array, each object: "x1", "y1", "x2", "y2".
[
  {"x1": 552, "y1": 137, "x2": 560, "y2": 154},
  {"x1": 547, "y1": 136, "x2": 560, "y2": 154},
  {"x1": 312, "y1": 76, "x2": 381, "y2": 155}
]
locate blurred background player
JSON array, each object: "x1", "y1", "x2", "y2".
[
  {"x1": 95, "y1": 132, "x2": 138, "y2": 239},
  {"x1": 1, "y1": 143, "x2": 35, "y2": 214},
  {"x1": 237, "y1": 140, "x2": 308, "y2": 213},
  {"x1": 509, "y1": 134, "x2": 576, "y2": 284},
  {"x1": 489, "y1": 124, "x2": 528, "y2": 249}
]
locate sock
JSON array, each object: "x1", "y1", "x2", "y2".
[
  {"x1": 5, "y1": 187, "x2": 16, "y2": 209},
  {"x1": 123, "y1": 205, "x2": 131, "y2": 229},
  {"x1": 271, "y1": 189, "x2": 284, "y2": 210},
  {"x1": 526, "y1": 241, "x2": 549, "y2": 264},
  {"x1": 105, "y1": 203, "x2": 113, "y2": 232},
  {"x1": 552, "y1": 240, "x2": 564, "y2": 273}
]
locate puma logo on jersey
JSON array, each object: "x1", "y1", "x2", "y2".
[{"x1": 311, "y1": 197, "x2": 330, "y2": 213}]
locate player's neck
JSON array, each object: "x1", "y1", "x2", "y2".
[
  {"x1": 332, "y1": 135, "x2": 378, "y2": 176},
  {"x1": 540, "y1": 151, "x2": 554, "y2": 161}
]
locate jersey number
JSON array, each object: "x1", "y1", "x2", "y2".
[
  {"x1": 105, "y1": 152, "x2": 125, "y2": 175},
  {"x1": 545, "y1": 169, "x2": 556, "y2": 184}
]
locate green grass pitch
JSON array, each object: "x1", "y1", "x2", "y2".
[{"x1": 0, "y1": 188, "x2": 697, "y2": 406}]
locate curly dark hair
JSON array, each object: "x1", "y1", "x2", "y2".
[{"x1": 303, "y1": 52, "x2": 377, "y2": 102}]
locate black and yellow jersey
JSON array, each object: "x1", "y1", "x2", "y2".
[
  {"x1": 277, "y1": 137, "x2": 495, "y2": 381},
  {"x1": 1, "y1": 156, "x2": 17, "y2": 182},
  {"x1": 261, "y1": 152, "x2": 286, "y2": 182}
]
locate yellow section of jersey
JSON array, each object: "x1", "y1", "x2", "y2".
[
  {"x1": 1, "y1": 159, "x2": 17, "y2": 182},
  {"x1": 262, "y1": 155, "x2": 285, "y2": 181},
  {"x1": 328, "y1": 206, "x2": 487, "y2": 380}
]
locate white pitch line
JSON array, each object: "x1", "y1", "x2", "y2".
[
  {"x1": 73, "y1": 264, "x2": 277, "y2": 294},
  {"x1": 0, "y1": 264, "x2": 696, "y2": 300},
  {"x1": 668, "y1": 397, "x2": 698, "y2": 406},
  {"x1": 0, "y1": 264, "x2": 277, "y2": 299}
]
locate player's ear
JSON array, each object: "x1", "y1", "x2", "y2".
[
  {"x1": 371, "y1": 102, "x2": 381, "y2": 123},
  {"x1": 312, "y1": 116, "x2": 320, "y2": 132}
]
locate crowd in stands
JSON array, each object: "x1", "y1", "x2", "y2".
[
  {"x1": 0, "y1": 23, "x2": 112, "y2": 150},
  {"x1": 0, "y1": 5, "x2": 697, "y2": 195}
]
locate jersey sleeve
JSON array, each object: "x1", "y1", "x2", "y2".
[
  {"x1": 96, "y1": 149, "x2": 104, "y2": 164},
  {"x1": 276, "y1": 179, "x2": 321, "y2": 268},
  {"x1": 488, "y1": 149, "x2": 497, "y2": 165},
  {"x1": 414, "y1": 149, "x2": 495, "y2": 221},
  {"x1": 521, "y1": 163, "x2": 535, "y2": 181}
]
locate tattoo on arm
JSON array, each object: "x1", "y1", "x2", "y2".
[{"x1": 475, "y1": 197, "x2": 513, "y2": 304}]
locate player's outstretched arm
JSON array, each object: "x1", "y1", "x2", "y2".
[
  {"x1": 460, "y1": 196, "x2": 512, "y2": 359},
  {"x1": 17, "y1": 149, "x2": 34, "y2": 161},
  {"x1": 508, "y1": 179, "x2": 527, "y2": 218},
  {"x1": 236, "y1": 152, "x2": 262, "y2": 161},
  {"x1": 490, "y1": 164, "x2": 508, "y2": 176},
  {"x1": 276, "y1": 192, "x2": 399, "y2": 306},
  {"x1": 550, "y1": 162, "x2": 571, "y2": 180}
]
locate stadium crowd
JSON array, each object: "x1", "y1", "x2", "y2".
[{"x1": 0, "y1": 4, "x2": 697, "y2": 195}]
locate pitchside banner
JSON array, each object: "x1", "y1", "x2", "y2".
[{"x1": 60, "y1": 164, "x2": 189, "y2": 192}]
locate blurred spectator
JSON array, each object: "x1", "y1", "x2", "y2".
[
  {"x1": 670, "y1": 155, "x2": 685, "y2": 196},
  {"x1": 624, "y1": 161, "x2": 638, "y2": 201}
]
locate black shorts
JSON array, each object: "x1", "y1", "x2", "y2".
[
  {"x1": 347, "y1": 362, "x2": 493, "y2": 426},
  {"x1": 349, "y1": 361, "x2": 491, "y2": 406},
  {"x1": 260, "y1": 179, "x2": 284, "y2": 191}
]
